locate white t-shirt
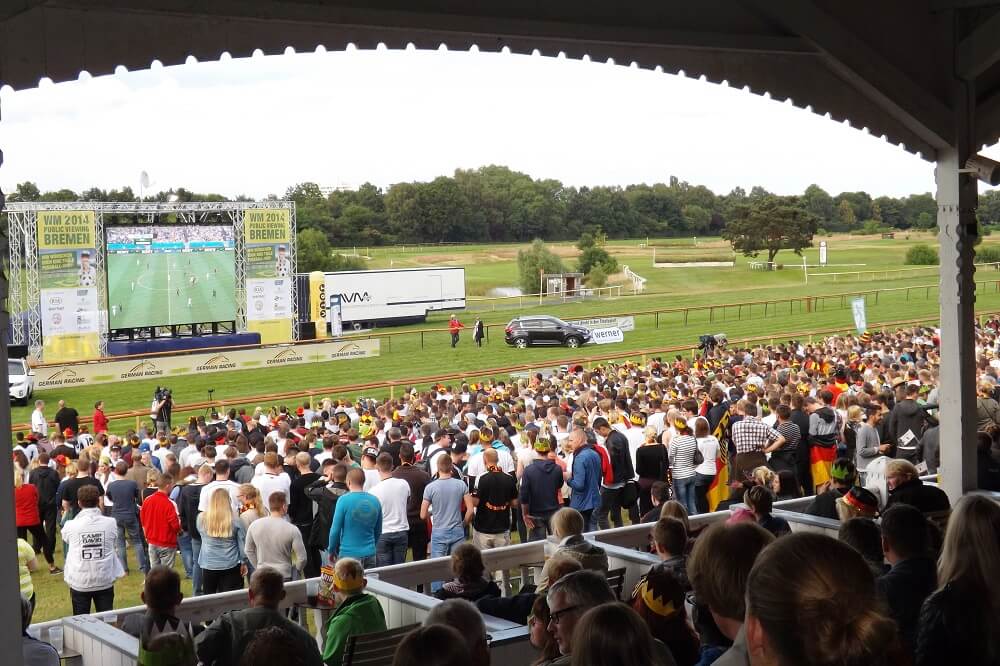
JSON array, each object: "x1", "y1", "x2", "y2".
[
  {"x1": 179, "y1": 445, "x2": 200, "y2": 470},
  {"x1": 199, "y1": 479, "x2": 241, "y2": 512},
  {"x1": 363, "y1": 468, "x2": 381, "y2": 492},
  {"x1": 647, "y1": 411, "x2": 667, "y2": 435},
  {"x1": 31, "y1": 410, "x2": 47, "y2": 437},
  {"x1": 251, "y1": 472, "x2": 291, "y2": 509},
  {"x1": 369, "y1": 477, "x2": 410, "y2": 534},
  {"x1": 465, "y1": 448, "x2": 516, "y2": 479}
]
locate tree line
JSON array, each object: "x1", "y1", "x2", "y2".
[{"x1": 10, "y1": 167, "x2": 1000, "y2": 248}]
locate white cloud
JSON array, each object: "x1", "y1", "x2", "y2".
[{"x1": 0, "y1": 49, "x2": 959, "y2": 199}]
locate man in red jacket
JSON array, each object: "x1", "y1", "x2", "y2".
[
  {"x1": 140, "y1": 473, "x2": 181, "y2": 569},
  {"x1": 92, "y1": 400, "x2": 109, "y2": 434},
  {"x1": 449, "y1": 315, "x2": 464, "y2": 348}
]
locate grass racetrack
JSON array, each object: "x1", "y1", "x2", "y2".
[{"x1": 107, "y1": 251, "x2": 237, "y2": 329}]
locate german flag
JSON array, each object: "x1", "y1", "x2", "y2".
[
  {"x1": 706, "y1": 407, "x2": 731, "y2": 511},
  {"x1": 810, "y1": 445, "x2": 837, "y2": 492}
]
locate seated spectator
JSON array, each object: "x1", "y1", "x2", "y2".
[
  {"x1": 434, "y1": 543, "x2": 501, "y2": 602},
  {"x1": 687, "y1": 521, "x2": 774, "y2": 665},
  {"x1": 744, "y1": 486, "x2": 790, "y2": 538},
  {"x1": 834, "y1": 486, "x2": 880, "y2": 521},
  {"x1": 745, "y1": 533, "x2": 900, "y2": 666},
  {"x1": 976, "y1": 432, "x2": 1000, "y2": 491},
  {"x1": 648, "y1": 517, "x2": 690, "y2": 592},
  {"x1": 121, "y1": 566, "x2": 197, "y2": 666},
  {"x1": 572, "y1": 602, "x2": 676, "y2": 666},
  {"x1": 803, "y1": 458, "x2": 855, "y2": 520},
  {"x1": 240, "y1": 625, "x2": 309, "y2": 666},
  {"x1": 322, "y1": 557, "x2": 387, "y2": 666},
  {"x1": 545, "y1": 570, "x2": 616, "y2": 665},
  {"x1": 771, "y1": 470, "x2": 800, "y2": 502},
  {"x1": 660, "y1": 500, "x2": 704, "y2": 552},
  {"x1": 476, "y1": 553, "x2": 581, "y2": 626},
  {"x1": 915, "y1": 495, "x2": 1000, "y2": 665},
  {"x1": 839, "y1": 517, "x2": 887, "y2": 577},
  {"x1": 537, "y1": 508, "x2": 608, "y2": 592},
  {"x1": 885, "y1": 459, "x2": 950, "y2": 514},
  {"x1": 195, "y1": 567, "x2": 322, "y2": 666},
  {"x1": 642, "y1": 481, "x2": 672, "y2": 523},
  {"x1": 424, "y1": 599, "x2": 490, "y2": 666},
  {"x1": 21, "y1": 594, "x2": 59, "y2": 666},
  {"x1": 393, "y1": 625, "x2": 470, "y2": 666},
  {"x1": 631, "y1": 533, "x2": 700, "y2": 665},
  {"x1": 877, "y1": 504, "x2": 936, "y2": 656},
  {"x1": 528, "y1": 595, "x2": 561, "y2": 666}
]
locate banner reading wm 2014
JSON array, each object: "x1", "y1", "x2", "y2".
[
  {"x1": 37, "y1": 211, "x2": 101, "y2": 362},
  {"x1": 245, "y1": 209, "x2": 293, "y2": 344}
]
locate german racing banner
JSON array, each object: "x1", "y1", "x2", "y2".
[
  {"x1": 37, "y1": 211, "x2": 101, "y2": 362},
  {"x1": 245, "y1": 209, "x2": 293, "y2": 343},
  {"x1": 33, "y1": 338, "x2": 380, "y2": 390}
]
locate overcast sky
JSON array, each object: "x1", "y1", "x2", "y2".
[{"x1": 0, "y1": 48, "x2": 980, "y2": 200}]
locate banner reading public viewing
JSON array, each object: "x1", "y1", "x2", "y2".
[
  {"x1": 245, "y1": 209, "x2": 294, "y2": 343},
  {"x1": 37, "y1": 211, "x2": 101, "y2": 362}
]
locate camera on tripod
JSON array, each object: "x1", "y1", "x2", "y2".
[{"x1": 154, "y1": 386, "x2": 172, "y2": 402}]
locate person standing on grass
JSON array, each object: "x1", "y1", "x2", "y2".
[
  {"x1": 15, "y1": 463, "x2": 59, "y2": 574},
  {"x1": 62, "y1": 485, "x2": 125, "y2": 614},
  {"x1": 141, "y1": 473, "x2": 182, "y2": 568},
  {"x1": 449, "y1": 315, "x2": 464, "y2": 348},
  {"x1": 473, "y1": 317, "x2": 485, "y2": 347},
  {"x1": 369, "y1": 453, "x2": 411, "y2": 567},
  {"x1": 106, "y1": 460, "x2": 150, "y2": 575},
  {"x1": 245, "y1": 493, "x2": 306, "y2": 583},
  {"x1": 197, "y1": 488, "x2": 249, "y2": 595},
  {"x1": 92, "y1": 401, "x2": 109, "y2": 435}
]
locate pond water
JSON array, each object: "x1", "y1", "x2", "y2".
[{"x1": 485, "y1": 287, "x2": 523, "y2": 297}]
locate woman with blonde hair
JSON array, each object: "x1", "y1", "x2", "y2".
[
  {"x1": 635, "y1": 426, "x2": 667, "y2": 516},
  {"x1": 745, "y1": 532, "x2": 900, "y2": 666},
  {"x1": 196, "y1": 487, "x2": 248, "y2": 594},
  {"x1": 236, "y1": 483, "x2": 267, "y2": 532},
  {"x1": 915, "y1": 495, "x2": 1000, "y2": 664}
]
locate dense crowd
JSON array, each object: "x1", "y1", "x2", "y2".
[{"x1": 13, "y1": 320, "x2": 1000, "y2": 665}]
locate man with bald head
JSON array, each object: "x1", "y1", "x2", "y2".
[{"x1": 470, "y1": 448, "x2": 518, "y2": 550}]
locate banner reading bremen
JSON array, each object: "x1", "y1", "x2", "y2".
[
  {"x1": 37, "y1": 210, "x2": 101, "y2": 361},
  {"x1": 245, "y1": 208, "x2": 294, "y2": 343}
]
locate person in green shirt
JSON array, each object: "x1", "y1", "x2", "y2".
[{"x1": 322, "y1": 557, "x2": 387, "y2": 666}]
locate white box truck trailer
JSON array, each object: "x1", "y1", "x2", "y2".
[{"x1": 323, "y1": 267, "x2": 466, "y2": 327}]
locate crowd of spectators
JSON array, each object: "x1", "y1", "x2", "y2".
[{"x1": 13, "y1": 320, "x2": 1000, "y2": 664}]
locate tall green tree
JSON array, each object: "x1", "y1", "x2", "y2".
[
  {"x1": 837, "y1": 199, "x2": 857, "y2": 230},
  {"x1": 296, "y1": 228, "x2": 334, "y2": 272},
  {"x1": 517, "y1": 239, "x2": 566, "y2": 294},
  {"x1": 722, "y1": 195, "x2": 818, "y2": 267},
  {"x1": 9, "y1": 182, "x2": 40, "y2": 202}
]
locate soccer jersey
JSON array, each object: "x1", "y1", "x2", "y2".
[{"x1": 78, "y1": 265, "x2": 98, "y2": 286}]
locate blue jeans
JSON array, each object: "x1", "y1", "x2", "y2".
[
  {"x1": 430, "y1": 526, "x2": 466, "y2": 592},
  {"x1": 376, "y1": 531, "x2": 409, "y2": 567},
  {"x1": 178, "y1": 532, "x2": 194, "y2": 578},
  {"x1": 115, "y1": 514, "x2": 150, "y2": 573},
  {"x1": 673, "y1": 476, "x2": 698, "y2": 516},
  {"x1": 191, "y1": 538, "x2": 203, "y2": 596}
]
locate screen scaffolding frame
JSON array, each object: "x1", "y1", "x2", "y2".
[{"x1": 3, "y1": 200, "x2": 298, "y2": 361}]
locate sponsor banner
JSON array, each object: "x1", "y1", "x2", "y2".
[
  {"x1": 244, "y1": 208, "x2": 293, "y2": 343},
  {"x1": 851, "y1": 297, "x2": 867, "y2": 334},
  {"x1": 591, "y1": 327, "x2": 625, "y2": 345},
  {"x1": 37, "y1": 211, "x2": 101, "y2": 362},
  {"x1": 34, "y1": 338, "x2": 380, "y2": 390},
  {"x1": 246, "y1": 278, "x2": 293, "y2": 320},
  {"x1": 308, "y1": 271, "x2": 328, "y2": 339},
  {"x1": 570, "y1": 316, "x2": 636, "y2": 333}
]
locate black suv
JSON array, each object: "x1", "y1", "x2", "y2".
[{"x1": 504, "y1": 316, "x2": 591, "y2": 348}]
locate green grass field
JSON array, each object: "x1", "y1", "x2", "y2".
[{"x1": 107, "y1": 251, "x2": 237, "y2": 329}]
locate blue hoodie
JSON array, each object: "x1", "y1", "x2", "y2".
[
  {"x1": 567, "y1": 446, "x2": 602, "y2": 512},
  {"x1": 520, "y1": 457, "x2": 564, "y2": 515}
]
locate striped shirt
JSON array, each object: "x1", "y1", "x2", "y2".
[
  {"x1": 732, "y1": 418, "x2": 781, "y2": 455},
  {"x1": 668, "y1": 434, "x2": 699, "y2": 479},
  {"x1": 775, "y1": 422, "x2": 801, "y2": 453}
]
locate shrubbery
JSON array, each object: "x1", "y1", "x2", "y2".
[
  {"x1": 976, "y1": 245, "x2": 1000, "y2": 264},
  {"x1": 905, "y1": 244, "x2": 939, "y2": 265}
]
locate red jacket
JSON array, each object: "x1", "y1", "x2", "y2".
[
  {"x1": 93, "y1": 409, "x2": 109, "y2": 434},
  {"x1": 449, "y1": 319, "x2": 464, "y2": 333},
  {"x1": 140, "y1": 491, "x2": 180, "y2": 548},
  {"x1": 594, "y1": 444, "x2": 614, "y2": 486},
  {"x1": 15, "y1": 484, "x2": 40, "y2": 527}
]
